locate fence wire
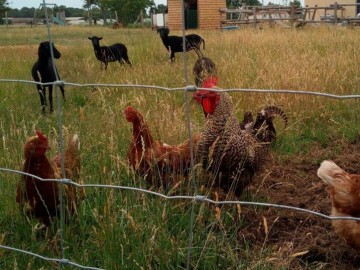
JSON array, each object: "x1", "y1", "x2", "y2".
[
  {"x1": 1, "y1": 78, "x2": 360, "y2": 99},
  {"x1": 1, "y1": 1, "x2": 360, "y2": 269},
  {"x1": 2, "y1": 167, "x2": 360, "y2": 222}
]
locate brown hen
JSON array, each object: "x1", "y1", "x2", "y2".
[
  {"x1": 52, "y1": 134, "x2": 84, "y2": 216},
  {"x1": 16, "y1": 131, "x2": 59, "y2": 226},
  {"x1": 16, "y1": 131, "x2": 83, "y2": 226},
  {"x1": 124, "y1": 106, "x2": 200, "y2": 188},
  {"x1": 317, "y1": 160, "x2": 360, "y2": 250}
]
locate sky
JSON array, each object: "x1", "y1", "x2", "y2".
[{"x1": 10, "y1": 0, "x2": 304, "y2": 10}]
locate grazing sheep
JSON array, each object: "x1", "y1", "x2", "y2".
[
  {"x1": 157, "y1": 27, "x2": 205, "y2": 62},
  {"x1": 31, "y1": 41, "x2": 65, "y2": 114},
  {"x1": 88, "y1": 36, "x2": 131, "y2": 69}
]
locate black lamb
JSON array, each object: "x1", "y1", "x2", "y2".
[
  {"x1": 88, "y1": 36, "x2": 131, "y2": 69},
  {"x1": 31, "y1": 41, "x2": 65, "y2": 114},
  {"x1": 157, "y1": 27, "x2": 205, "y2": 62}
]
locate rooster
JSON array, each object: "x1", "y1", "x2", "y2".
[
  {"x1": 193, "y1": 78, "x2": 271, "y2": 197},
  {"x1": 124, "y1": 106, "x2": 200, "y2": 188},
  {"x1": 16, "y1": 131, "x2": 82, "y2": 226},
  {"x1": 317, "y1": 160, "x2": 360, "y2": 250}
]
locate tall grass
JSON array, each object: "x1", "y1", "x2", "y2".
[{"x1": 0, "y1": 24, "x2": 359, "y2": 269}]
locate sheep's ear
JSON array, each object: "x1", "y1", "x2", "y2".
[
  {"x1": 99, "y1": 37, "x2": 103, "y2": 40},
  {"x1": 88, "y1": 37, "x2": 92, "y2": 40}
]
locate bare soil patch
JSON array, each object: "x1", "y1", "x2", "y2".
[{"x1": 238, "y1": 135, "x2": 360, "y2": 269}]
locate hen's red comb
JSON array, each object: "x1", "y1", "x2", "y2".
[
  {"x1": 36, "y1": 130, "x2": 47, "y2": 142},
  {"x1": 125, "y1": 106, "x2": 136, "y2": 114}
]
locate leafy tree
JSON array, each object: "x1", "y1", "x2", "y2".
[
  {"x1": 83, "y1": 0, "x2": 99, "y2": 24},
  {"x1": 243, "y1": 0, "x2": 261, "y2": 6},
  {"x1": 227, "y1": 0, "x2": 261, "y2": 7},
  {"x1": 0, "y1": 0, "x2": 9, "y2": 24},
  {"x1": 156, "y1": 4, "x2": 167, "y2": 13},
  {"x1": 226, "y1": 0, "x2": 240, "y2": 8},
  {"x1": 8, "y1": 7, "x2": 36, "y2": 18},
  {"x1": 0, "y1": 0, "x2": 9, "y2": 15},
  {"x1": 63, "y1": 7, "x2": 85, "y2": 17},
  {"x1": 105, "y1": 0, "x2": 154, "y2": 26},
  {"x1": 83, "y1": 0, "x2": 99, "y2": 9},
  {"x1": 290, "y1": 0, "x2": 301, "y2": 7},
  {"x1": 7, "y1": 6, "x2": 84, "y2": 18}
]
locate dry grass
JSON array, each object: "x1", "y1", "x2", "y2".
[{"x1": 0, "y1": 24, "x2": 359, "y2": 269}]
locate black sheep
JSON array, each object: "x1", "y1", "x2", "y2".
[
  {"x1": 157, "y1": 27, "x2": 205, "y2": 62},
  {"x1": 88, "y1": 36, "x2": 132, "y2": 69},
  {"x1": 31, "y1": 41, "x2": 65, "y2": 114}
]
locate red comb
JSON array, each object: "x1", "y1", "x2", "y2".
[
  {"x1": 192, "y1": 75, "x2": 219, "y2": 104},
  {"x1": 124, "y1": 106, "x2": 140, "y2": 122},
  {"x1": 125, "y1": 106, "x2": 135, "y2": 113},
  {"x1": 202, "y1": 76, "x2": 219, "y2": 88},
  {"x1": 36, "y1": 130, "x2": 47, "y2": 142}
]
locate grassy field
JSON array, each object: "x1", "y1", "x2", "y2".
[{"x1": 0, "y1": 24, "x2": 360, "y2": 269}]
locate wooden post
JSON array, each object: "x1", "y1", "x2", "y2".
[
  {"x1": 115, "y1": 11, "x2": 118, "y2": 22},
  {"x1": 334, "y1": 2, "x2": 338, "y2": 26},
  {"x1": 219, "y1": 9, "x2": 223, "y2": 30},
  {"x1": 290, "y1": 4, "x2": 295, "y2": 28},
  {"x1": 253, "y1": 6, "x2": 257, "y2": 28},
  {"x1": 303, "y1": 6, "x2": 308, "y2": 21},
  {"x1": 312, "y1": 5, "x2": 317, "y2": 21},
  {"x1": 5, "y1": 11, "x2": 8, "y2": 27},
  {"x1": 241, "y1": 3, "x2": 245, "y2": 20},
  {"x1": 269, "y1": 8, "x2": 274, "y2": 28}
]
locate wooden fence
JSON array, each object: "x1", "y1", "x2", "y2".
[{"x1": 220, "y1": 2, "x2": 360, "y2": 29}]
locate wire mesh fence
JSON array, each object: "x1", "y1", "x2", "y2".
[{"x1": 1, "y1": 1, "x2": 360, "y2": 269}]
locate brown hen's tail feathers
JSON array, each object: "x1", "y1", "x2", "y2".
[
  {"x1": 68, "y1": 134, "x2": 80, "y2": 152},
  {"x1": 52, "y1": 134, "x2": 80, "y2": 173}
]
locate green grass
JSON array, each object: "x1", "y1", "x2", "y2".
[{"x1": 0, "y1": 24, "x2": 360, "y2": 269}]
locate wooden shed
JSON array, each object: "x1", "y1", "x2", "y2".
[{"x1": 167, "y1": 0, "x2": 226, "y2": 30}]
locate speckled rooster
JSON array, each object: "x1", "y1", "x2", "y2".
[{"x1": 193, "y1": 77, "x2": 276, "y2": 197}]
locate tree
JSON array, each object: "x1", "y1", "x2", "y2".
[
  {"x1": 156, "y1": 4, "x2": 167, "y2": 13},
  {"x1": 0, "y1": 0, "x2": 10, "y2": 15},
  {"x1": 226, "y1": 0, "x2": 240, "y2": 9},
  {"x1": 227, "y1": 0, "x2": 261, "y2": 7},
  {"x1": 83, "y1": 0, "x2": 99, "y2": 25},
  {"x1": 105, "y1": 0, "x2": 154, "y2": 26},
  {"x1": 243, "y1": 0, "x2": 261, "y2": 6},
  {"x1": 0, "y1": 0, "x2": 9, "y2": 24},
  {"x1": 81, "y1": 0, "x2": 154, "y2": 26},
  {"x1": 290, "y1": 0, "x2": 301, "y2": 7}
]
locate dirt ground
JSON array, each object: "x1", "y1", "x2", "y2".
[{"x1": 237, "y1": 135, "x2": 360, "y2": 269}]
